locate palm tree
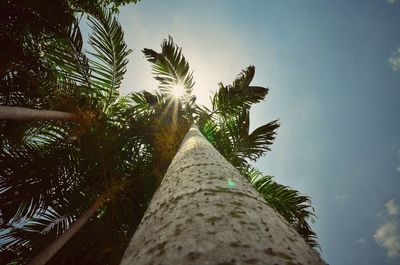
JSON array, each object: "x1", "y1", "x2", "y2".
[
  {"x1": 140, "y1": 37, "x2": 319, "y2": 248},
  {"x1": 1, "y1": 2, "x2": 148, "y2": 264},
  {"x1": 120, "y1": 125, "x2": 325, "y2": 264},
  {"x1": 0, "y1": 7, "x2": 322, "y2": 262},
  {"x1": 139, "y1": 37, "x2": 196, "y2": 180},
  {"x1": 0, "y1": 7, "x2": 149, "y2": 265},
  {"x1": 1, "y1": 3, "x2": 129, "y2": 219}
]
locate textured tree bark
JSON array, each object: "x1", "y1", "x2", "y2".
[
  {"x1": 28, "y1": 195, "x2": 106, "y2": 265},
  {"x1": 120, "y1": 125, "x2": 326, "y2": 265},
  {"x1": 0, "y1": 106, "x2": 79, "y2": 120}
]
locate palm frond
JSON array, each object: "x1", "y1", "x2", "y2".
[
  {"x1": 212, "y1": 66, "x2": 268, "y2": 115},
  {"x1": 244, "y1": 167, "x2": 319, "y2": 250},
  {"x1": 236, "y1": 119, "x2": 279, "y2": 162},
  {"x1": 128, "y1": 90, "x2": 164, "y2": 113},
  {"x1": 198, "y1": 106, "x2": 279, "y2": 168},
  {"x1": 0, "y1": 224, "x2": 31, "y2": 251},
  {"x1": 22, "y1": 122, "x2": 72, "y2": 148},
  {"x1": 0, "y1": 143, "x2": 81, "y2": 224},
  {"x1": 143, "y1": 36, "x2": 195, "y2": 96},
  {"x1": 44, "y1": 19, "x2": 91, "y2": 89},
  {"x1": 24, "y1": 206, "x2": 75, "y2": 235},
  {"x1": 0, "y1": 205, "x2": 76, "y2": 258},
  {"x1": 88, "y1": 8, "x2": 132, "y2": 109},
  {"x1": 199, "y1": 118, "x2": 219, "y2": 146}
]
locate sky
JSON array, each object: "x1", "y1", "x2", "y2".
[{"x1": 89, "y1": 0, "x2": 400, "y2": 264}]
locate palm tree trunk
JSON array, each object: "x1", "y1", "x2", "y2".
[
  {"x1": 0, "y1": 106, "x2": 79, "y2": 120},
  {"x1": 120, "y1": 125, "x2": 326, "y2": 265},
  {"x1": 28, "y1": 195, "x2": 106, "y2": 265}
]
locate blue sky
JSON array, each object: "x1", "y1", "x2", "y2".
[{"x1": 101, "y1": 0, "x2": 400, "y2": 264}]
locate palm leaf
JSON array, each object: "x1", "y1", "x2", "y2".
[
  {"x1": 236, "y1": 119, "x2": 279, "y2": 162},
  {"x1": 128, "y1": 90, "x2": 164, "y2": 113},
  {"x1": 200, "y1": 106, "x2": 279, "y2": 168},
  {"x1": 0, "y1": 206, "x2": 74, "y2": 252},
  {"x1": 44, "y1": 19, "x2": 91, "y2": 89},
  {"x1": 0, "y1": 224, "x2": 31, "y2": 251},
  {"x1": 199, "y1": 118, "x2": 219, "y2": 146},
  {"x1": 24, "y1": 206, "x2": 75, "y2": 235},
  {"x1": 88, "y1": 8, "x2": 132, "y2": 109},
  {"x1": 0, "y1": 143, "x2": 81, "y2": 224},
  {"x1": 212, "y1": 66, "x2": 268, "y2": 115},
  {"x1": 143, "y1": 36, "x2": 195, "y2": 96},
  {"x1": 244, "y1": 167, "x2": 319, "y2": 249}
]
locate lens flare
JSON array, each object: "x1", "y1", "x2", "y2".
[{"x1": 171, "y1": 84, "x2": 185, "y2": 98}]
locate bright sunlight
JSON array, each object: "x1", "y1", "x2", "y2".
[{"x1": 171, "y1": 83, "x2": 185, "y2": 98}]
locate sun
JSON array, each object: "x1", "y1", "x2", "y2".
[{"x1": 171, "y1": 83, "x2": 186, "y2": 98}]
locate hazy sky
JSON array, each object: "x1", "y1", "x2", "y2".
[{"x1": 91, "y1": 0, "x2": 400, "y2": 264}]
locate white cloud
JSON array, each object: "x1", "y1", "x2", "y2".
[
  {"x1": 386, "y1": 199, "x2": 399, "y2": 216},
  {"x1": 387, "y1": 0, "x2": 397, "y2": 5},
  {"x1": 374, "y1": 220, "x2": 400, "y2": 258},
  {"x1": 389, "y1": 48, "x2": 400, "y2": 71},
  {"x1": 356, "y1": 238, "x2": 366, "y2": 244},
  {"x1": 375, "y1": 199, "x2": 400, "y2": 258}
]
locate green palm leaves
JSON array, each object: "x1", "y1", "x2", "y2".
[
  {"x1": 246, "y1": 168, "x2": 319, "y2": 249},
  {"x1": 1, "y1": 5, "x2": 132, "y2": 224},
  {"x1": 198, "y1": 65, "x2": 279, "y2": 169},
  {"x1": 143, "y1": 37, "x2": 195, "y2": 98},
  {"x1": 238, "y1": 118, "x2": 280, "y2": 162},
  {"x1": 201, "y1": 106, "x2": 279, "y2": 169},
  {"x1": 212, "y1": 66, "x2": 268, "y2": 115},
  {"x1": 88, "y1": 9, "x2": 131, "y2": 109},
  {"x1": 45, "y1": 19, "x2": 90, "y2": 91},
  {"x1": 0, "y1": 7, "x2": 140, "y2": 263}
]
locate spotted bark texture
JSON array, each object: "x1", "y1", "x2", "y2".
[{"x1": 120, "y1": 125, "x2": 326, "y2": 265}]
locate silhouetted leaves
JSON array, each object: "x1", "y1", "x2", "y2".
[{"x1": 143, "y1": 36, "x2": 195, "y2": 97}]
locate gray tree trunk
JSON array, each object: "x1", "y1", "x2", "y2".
[
  {"x1": 120, "y1": 125, "x2": 326, "y2": 265},
  {"x1": 28, "y1": 195, "x2": 106, "y2": 265},
  {"x1": 0, "y1": 106, "x2": 78, "y2": 120}
]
